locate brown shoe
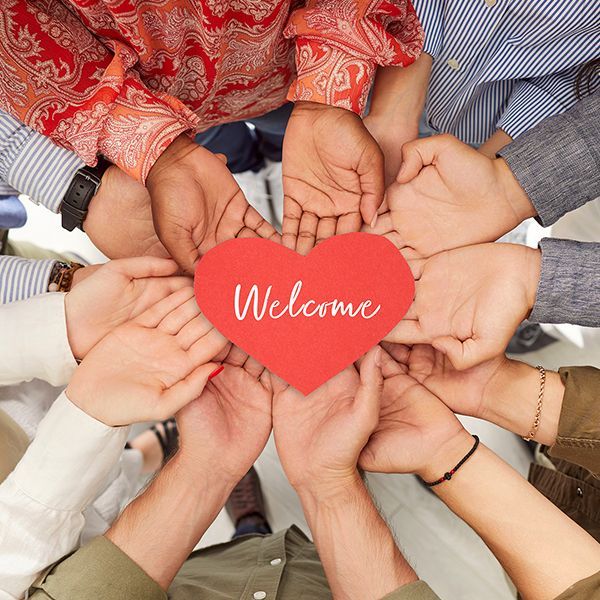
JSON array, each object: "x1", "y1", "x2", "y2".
[{"x1": 226, "y1": 467, "x2": 268, "y2": 526}]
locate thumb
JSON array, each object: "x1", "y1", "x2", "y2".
[
  {"x1": 432, "y1": 336, "x2": 491, "y2": 371},
  {"x1": 354, "y1": 347, "x2": 384, "y2": 427},
  {"x1": 358, "y1": 142, "x2": 385, "y2": 227},
  {"x1": 160, "y1": 362, "x2": 222, "y2": 417},
  {"x1": 396, "y1": 135, "x2": 453, "y2": 184},
  {"x1": 155, "y1": 221, "x2": 200, "y2": 276}
]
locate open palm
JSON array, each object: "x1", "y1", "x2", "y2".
[
  {"x1": 176, "y1": 346, "x2": 273, "y2": 481},
  {"x1": 282, "y1": 103, "x2": 384, "y2": 255},
  {"x1": 67, "y1": 287, "x2": 227, "y2": 425}
]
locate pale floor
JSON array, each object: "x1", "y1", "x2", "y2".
[{"x1": 11, "y1": 197, "x2": 600, "y2": 599}]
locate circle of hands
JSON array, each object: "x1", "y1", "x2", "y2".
[{"x1": 69, "y1": 100, "x2": 541, "y2": 487}]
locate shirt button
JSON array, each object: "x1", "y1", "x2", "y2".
[
  {"x1": 270, "y1": 558, "x2": 282, "y2": 566},
  {"x1": 447, "y1": 58, "x2": 460, "y2": 71},
  {"x1": 576, "y1": 487, "x2": 584, "y2": 497},
  {"x1": 253, "y1": 593, "x2": 267, "y2": 600},
  {"x1": 485, "y1": 0, "x2": 497, "y2": 6}
]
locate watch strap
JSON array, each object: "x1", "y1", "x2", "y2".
[{"x1": 61, "y1": 157, "x2": 110, "y2": 231}]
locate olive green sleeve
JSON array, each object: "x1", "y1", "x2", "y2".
[
  {"x1": 548, "y1": 366, "x2": 600, "y2": 475},
  {"x1": 554, "y1": 570, "x2": 600, "y2": 599},
  {"x1": 381, "y1": 580, "x2": 442, "y2": 600},
  {"x1": 29, "y1": 536, "x2": 167, "y2": 600}
]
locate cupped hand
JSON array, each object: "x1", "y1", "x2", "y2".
[
  {"x1": 364, "y1": 134, "x2": 535, "y2": 257},
  {"x1": 359, "y1": 347, "x2": 470, "y2": 481},
  {"x1": 146, "y1": 135, "x2": 278, "y2": 274},
  {"x1": 66, "y1": 287, "x2": 228, "y2": 426},
  {"x1": 385, "y1": 243, "x2": 541, "y2": 370},
  {"x1": 65, "y1": 257, "x2": 191, "y2": 360},
  {"x1": 176, "y1": 345, "x2": 272, "y2": 481},
  {"x1": 84, "y1": 165, "x2": 168, "y2": 259},
  {"x1": 394, "y1": 342, "x2": 508, "y2": 420},
  {"x1": 272, "y1": 347, "x2": 382, "y2": 495},
  {"x1": 282, "y1": 102, "x2": 384, "y2": 255}
]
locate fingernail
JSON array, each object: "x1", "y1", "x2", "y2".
[
  {"x1": 208, "y1": 366, "x2": 224, "y2": 380},
  {"x1": 370, "y1": 213, "x2": 378, "y2": 229},
  {"x1": 374, "y1": 347, "x2": 382, "y2": 367}
]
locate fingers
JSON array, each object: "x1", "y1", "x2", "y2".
[
  {"x1": 159, "y1": 362, "x2": 221, "y2": 418},
  {"x1": 361, "y1": 211, "x2": 394, "y2": 236},
  {"x1": 296, "y1": 212, "x2": 319, "y2": 255},
  {"x1": 357, "y1": 142, "x2": 385, "y2": 227},
  {"x1": 315, "y1": 216, "x2": 336, "y2": 246},
  {"x1": 335, "y1": 212, "x2": 362, "y2": 236},
  {"x1": 135, "y1": 287, "x2": 195, "y2": 328},
  {"x1": 353, "y1": 347, "x2": 384, "y2": 426},
  {"x1": 111, "y1": 256, "x2": 179, "y2": 279},
  {"x1": 187, "y1": 328, "x2": 229, "y2": 365},
  {"x1": 176, "y1": 313, "x2": 215, "y2": 350},
  {"x1": 158, "y1": 296, "x2": 200, "y2": 334},
  {"x1": 380, "y1": 341, "x2": 411, "y2": 366},
  {"x1": 282, "y1": 197, "x2": 301, "y2": 250},
  {"x1": 396, "y1": 134, "x2": 457, "y2": 184},
  {"x1": 243, "y1": 204, "x2": 279, "y2": 242}
]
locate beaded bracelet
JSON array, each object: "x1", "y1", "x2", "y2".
[
  {"x1": 48, "y1": 261, "x2": 84, "y2": 293},
  {"x1": 423, "y1": 435, "x2": 480, "y2": 487}
]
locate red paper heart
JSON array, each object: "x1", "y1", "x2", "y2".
[{"x1": 194, "y1": 232, "x2": 414, "y2": 395}]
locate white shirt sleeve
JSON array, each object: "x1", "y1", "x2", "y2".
[
  {"x1": 0, "y1": 293, "x2": 77, "y2": 387},
  {"x1": 0, "y1": 393, "x2": 129, "y2": 600}
]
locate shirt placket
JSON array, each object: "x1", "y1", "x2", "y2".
[{"x1": 240, "y1": 530, "x2": 288, "y2": 600}]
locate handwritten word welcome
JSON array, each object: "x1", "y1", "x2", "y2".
[{"x1": 234, "y1": 280, "x2": 381, "y2": 321}]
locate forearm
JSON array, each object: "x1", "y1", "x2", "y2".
[
  {"x1": 421, "y1": 438, "x2": 600, "y2": 600},
  {"x1": 298, "y1": 474, "x2": 417, "y2": 599},
  {"x1": 105, "y1": 453, "x2": 236, "y2": 590},
  {"x1": 368, "y1": 54, "x2": 432, "y2": 122}
]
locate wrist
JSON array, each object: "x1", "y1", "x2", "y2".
[
  {"x1": 495, "y1": 158, "x2": 536, "y2": 224},
  {"x1": 524, "y1": 246, "x2": 542, "y2": 313},
  {"x1": 484, "y1": 361, "x2": 563, "y2": 445},
  {"x1": 416, "y1": 429, "x2": 474, "y2": 483},
  {"x1": 295, "y1": 469, "x2": 364, "y2": 507}
]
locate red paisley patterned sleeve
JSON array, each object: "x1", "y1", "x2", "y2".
[
  {"x1": 0, "y1": 0, "x2": 198, "y2": 182},
  {"x1": 285, "y1": 0, "x2": 424, "y2": 115}
]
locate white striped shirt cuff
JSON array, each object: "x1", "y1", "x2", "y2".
[
  {"x1": 497, "y1": 69, "x2": 580, "y2": 140},
  {"x1": 412, "y1": 0, "x2": 444, "y2": 58},
  {"x1": 7, "y1": 132, "x2": 84, "y2": 213},
  {"x1": 0, "y1": 256, "x2": 56, "y2": 304}
]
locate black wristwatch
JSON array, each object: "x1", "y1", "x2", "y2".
[{"x1": 61, "y1": 157, "x2": 111, "y2": 231}]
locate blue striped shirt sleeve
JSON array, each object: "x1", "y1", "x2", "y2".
[
  {"x1": 412, "y1": 0, "x2": 445, "y2": 58},
  {"x1": 0, "y1": 110, "x2": 84, "y2": 213},
  {"x1": 0, "y1": 256, "x2": 56, "y2": 304},
  {"x1": 497, "y1": 66, "x2": 584, "y2": 140}
]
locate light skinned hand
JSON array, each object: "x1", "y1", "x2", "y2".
[
  {"x1": 282, "y1": 102, "x2": 385, "y2": 255},
  {"x1": 272, "y1": 346, "x2": 383, "y2": 496},
  {"x1": 364, "y1": 134, "x2": 536, "y2": 257},
  {"x1": 84, "y1": 165, "x2": 168, "y2": 259},
  {"x1": 359, "y1": 347, "x2": 471, "y2": 482},
  {"x1": 386, "y1": 243, "x2": 541, "y2": 370},
  {"x1": 176, "y1": 345, "x2": 272, "y2": 481},
  {"x1": 65, "y1": 257, "x2": 191, "y2": 360},
  {"x1": 66, "y1": 287, "x2": 227, "y2": 426},
  {"x1": 146, "y1": 135, "x2": 278, "y2": 274}
]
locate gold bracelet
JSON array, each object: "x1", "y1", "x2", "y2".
[{"x1": 522, "y1": 365, "x2": 546, "y2": 442}]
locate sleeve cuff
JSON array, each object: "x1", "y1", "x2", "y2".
[
  {"x1": 286, "y1": 39, "x2": 376, "y2": 114},
  {"x1": 33, "y1": 536, "x2": 166, "y2": 600},
  {"x1": 411, "y1": 0, "x2": 444, "y2": 58},
  {"x1": 496, "y1": 72, "x2": 579, "y2": 140},
  {"x1": 0, "y1": 291, "x2": 77, "y2": 386},
  {"x1": 8, "y1": 132, "x2": 85, "y2": 212},
  {"x1": 530, "y1": 239, "x2": 600, "y2": 327},
  {"x1": 11, "y1": 392, "x2": 130, "y2": 512},
  {"x1": 0, "y1": 256, "x2": 56, "y2": 304},
  {"x1": 382, "y1": 580, "x2": 441, "y2": 600},
  {"x1": 548, "y1": 366, "x2": 600, "y2": 475}
]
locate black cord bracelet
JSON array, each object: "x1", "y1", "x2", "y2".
[{"x1": 423, "y1": 435, "x2": 480, "y2": 487}]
